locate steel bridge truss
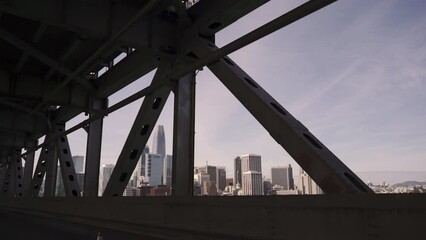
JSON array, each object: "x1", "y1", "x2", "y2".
[
  {"x1": 0, "y1": 0, "x2": 371, "y2": 198},
  {"x1": 1, "y1": 0, "x2": 424, "y2": 239}
]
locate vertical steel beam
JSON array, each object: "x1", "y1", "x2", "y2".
[
  {"x1": 54, "y1": 123, "x2": 81, "y2": 197},
  {"x1": 22, "y1": 149, "x2": 35, "y2": 195},
  {"x1": 27, "y1": 146, "x2": 49, "y2": 197},
  {"x1": 103, "y1": 63, "x2": 172, "y2": 196},
  {"x1": 193, "y1": 39, "x2": 372, "y2": 194},
  {"x1": 171, "y1": 72, "x2": 196, "y2": 196},
  {"x1": 44, "y1": 139, "x2": 58, "y2": 197},
  {"x1": 83, "y1": 99, "x2": 106, "y2": 197}
]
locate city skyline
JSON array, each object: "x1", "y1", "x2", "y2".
[{"x1": 63, "y1": 0, "x2": 426, "y2": 179}]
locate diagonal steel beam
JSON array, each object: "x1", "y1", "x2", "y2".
[
  {"x1": 0, "y1": 27, "x2": 95, "y2": 91},
  {"x1": 27, "y1": 145, "x2": 49, "y2": 197},
  {"x1": 103, "y1": 62, "x2": 172, "y2": 196},
  {"x1": 193, "y1": 39, "x2": 372, "y2": 194},
  {"x1": 20, "y1": 0, "x2": 339, "y2": 159},
  {"x1": 43, "y1": 136, "x2": 59, "y2": 197},
  {"x1": 22, "y1": 150, "x2": 35, "y2": 195},
  {"x1": 54, "y1": 123, "x2": 81, "y2": 197}
]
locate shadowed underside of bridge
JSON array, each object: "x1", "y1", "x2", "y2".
[{"x1": 0, "y1": 0, "x2": 425, "y2": 239}]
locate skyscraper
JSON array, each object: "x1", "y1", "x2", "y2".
[
  {"x1": 136, "y1": 146, "x2": 149, "y2": 178},
  {"x1": 298, "y1": 168, "x2": 323, "y2": 195},
  {"x1": 151, "y1": 125, "x2": 165, "y2": 160},
  {"x1": 240, "y1": 154, "x2": 263, "y2": 195},
  {"x1": 144, "y1": 154, "x2": 163, "y2": 186},
  {"x1": 216, "y1": 167, "x2": 227, "y2": 191},
  {"x1": 234, "y1": 156, "x2": 242, "y2": 186},
  {"x1": 242, "y1": 171, "x2": 263, "y2": 195},
  {"x1": 271, "y1": 165, "x2": 294, "y2": 190},
  {"x1": 72, "y1": 155, "x2": 84, "y2": 173},
  {"x1": 99, "y1": 164, "x2": 115, "y2": 196},
  {"x1": 197, "y1": 165, "x2": 217, "y2": 185},
  {"x1": 163, "y1": 154, "x2": 172, "y2": 186},
  {"x1": 241, "y1": 154, "x2": 261, "y2": 173}
]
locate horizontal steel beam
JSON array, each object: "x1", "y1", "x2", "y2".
[
  {"x1": 0, "y1": 195, "x2": 425, "y2": 240},
  {"x1": 0, "y1": 108, "x2": 47, "y2": 139},
  {"x1": 0, "y1": 0, "x2": 174, "y2": 51},
  {"x1": 0, "y1": 70, "x2": 91, "y2": 109}
]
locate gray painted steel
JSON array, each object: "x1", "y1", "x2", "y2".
[
  {"x1": 2, "y1": 0, "x2": 424, "y2": 238},
  {"x1": 172, "y1": 72, "x2": 196, "y2": 196}
]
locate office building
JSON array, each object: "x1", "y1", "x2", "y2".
[
  {"x1": 264, "y1": 180, "x2": 273, "y2": 195},
  {"x1": 152, "y1": 125, "x2": 165, "y2": 160},
  {"x1": 99, "y1": 164, "x2": 115, "y2": 196},
  {"x1": 136, "y1": 146, "x2": 149, "y2": 178},
  {"x1": 163, "y1": 154, "x2": 172, "y2": 186},
  {"x1": 72, "y1": 155, "x2": 84, "y2": 173},
  {"x1": 144, "y1": 153, "x2": 163, "y2": 186},
  {"x1": 242, "y1": 171, "x2": 263, "y2": 195},
  {"x1": 298, "y1": 168, "x2": 323, "y2": 195},
  {"x1": 241, "y1": 154, "x2": 261, "y2": 172},
  {"x1": 234, "y1": 156, "x2": 242, "y2": 185},
  {"x1": 202, "y1": 181, "x2": 217, "y2": 196},
  {"x1": 271, "y1": 165, "x2": 294, "y2": 190},
  {"x1": 76, "y1": 173, "x2": 85, "y2": 195},
  {"x1": 240, "y1": 154, "x2": 263, "y2": 195},
  {"x1": 56, "y1": 165, "x2": 65, "y2": 196},
  {"x1": 150, "y1": 185, "x2": 170, "y2": 196},
  {"x1": 216, "y1": 167, "x2": 226, "y2": 191},
  {"x1": 198, "y1": 165, "x2": 217, "y2": 186}
]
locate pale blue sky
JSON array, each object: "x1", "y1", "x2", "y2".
[{"x1": 65, "y1": 0, "x2": 426, "y2": 178}]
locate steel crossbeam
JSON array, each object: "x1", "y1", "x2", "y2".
[
  {"x1": 27, "y1": 146, "x2": 49, "y2": 197},
  {"x1": 103, "y1": 62, "x2": 173, "y2": 196},
  {"x1": 54, "y1": 123, "x2": 81, "y2": 197},
  {"x1": 22, "y1": 150, "x2": 34, "y2": 195},
  {"x1": 192, "y1": 39, "x2": 372, "y2": 194}
]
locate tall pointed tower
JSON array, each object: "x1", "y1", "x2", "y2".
[{"x1": 151, "y1": 125, "x2": 166, "y2": 160}]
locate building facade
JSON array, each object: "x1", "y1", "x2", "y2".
[
  {"x1": 151, "y1": 125, "x2": 165, "y2": 160},
  {"x1": 234, "y1": 156, "x2": 242, "y2": 185},
  {"x1": 163, "y1": 154, "x2": 172, "y2": 186},
  {"x1": 72, "y1": 155, "x2": 84, "y2": 173},
  {"x1": 216, "y1": 167, "x2": 227, "y2": 191},
  {"x1": 298, "y1": 168, "x2": 323, "y2": 195},
  {"x1": 271, "y1": 165, "x2": 294, "y2": 190},
  {"x1": 99, "y1": 164, "x2": 115, "y2": 196},
  {"x1": 144, "y1": 153, "x2": 163, "y2": 186},
  {"x1": 242, "y1": 171, "x2": 263, "y2": 195},
  {"x1": 240, "y1": 154, "x2": 263, "y2": 195}
]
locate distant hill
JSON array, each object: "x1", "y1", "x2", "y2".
[
  {"x1": 392, "y1": 181, "x2": 426, "y2": 187},
  {"x1": 355, "y1": 171, "x2": 426, "y2": 185}
]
